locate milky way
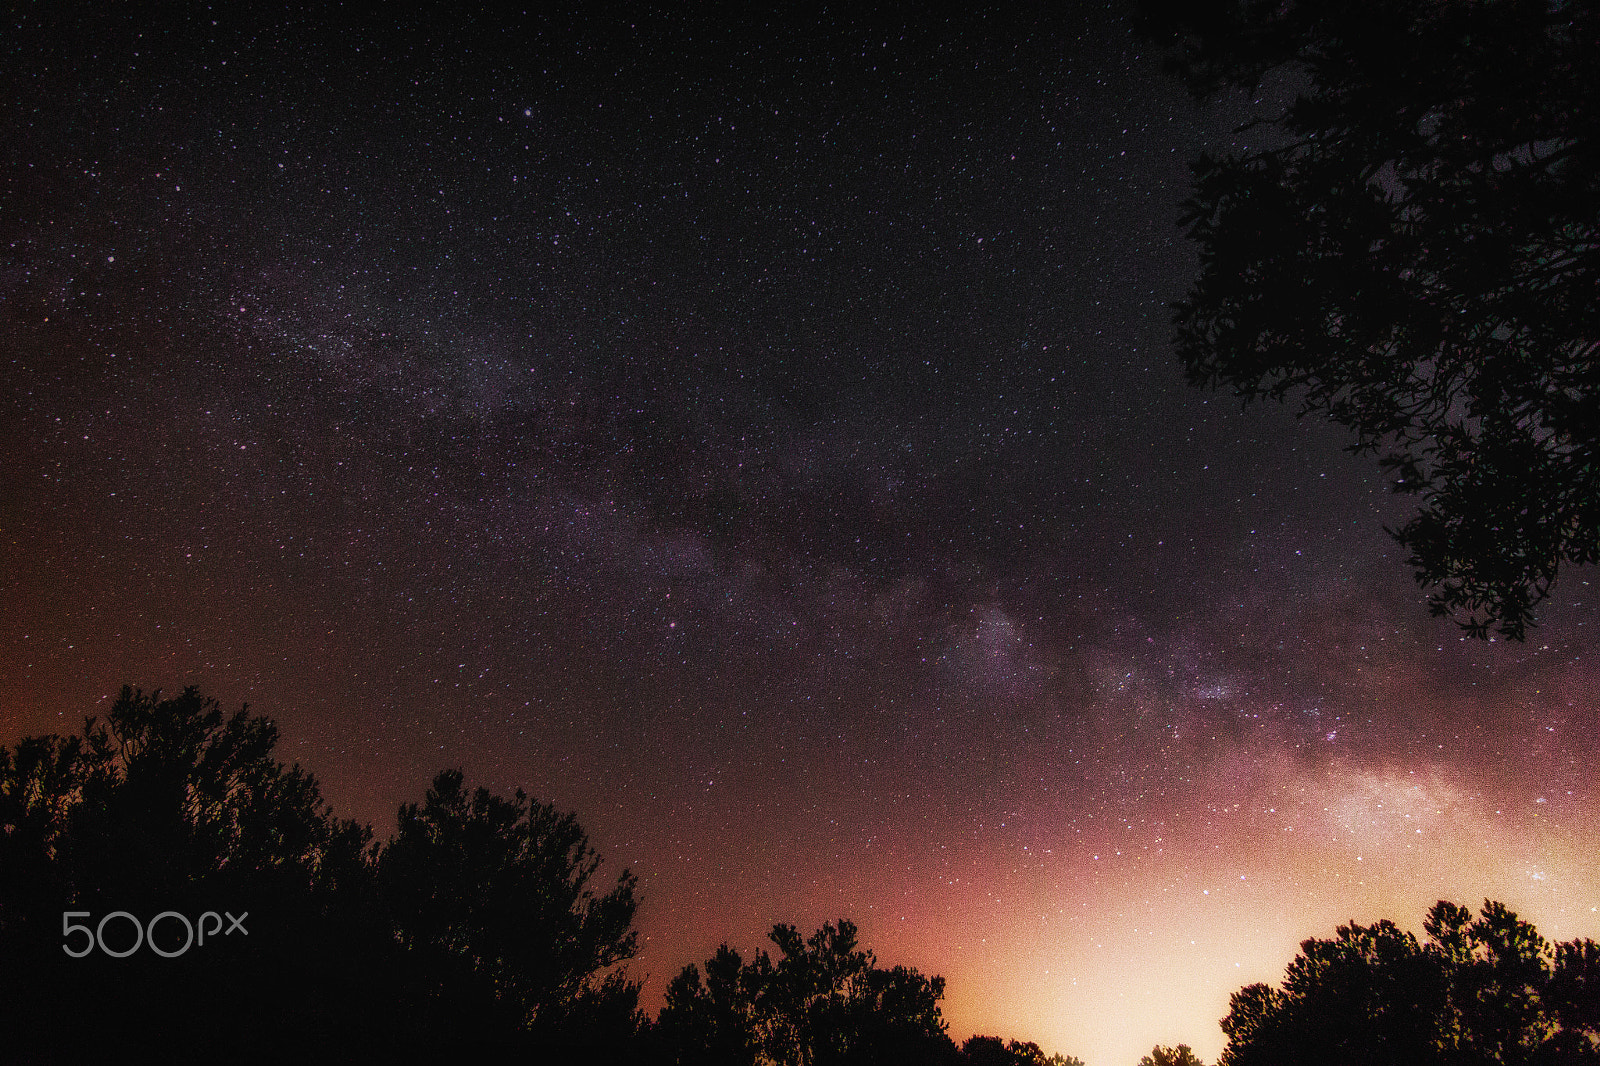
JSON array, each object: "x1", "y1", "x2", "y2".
[{"x1": 3, "y1": 7, "x2": 1596, "y2": 1064}]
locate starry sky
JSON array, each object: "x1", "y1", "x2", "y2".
[{"x1": 2, "y1": 6, "x2": 1596, "y2": 1064}]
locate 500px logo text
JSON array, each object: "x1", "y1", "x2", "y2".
[{"x1": 62, "y1": 910, "x2": 249, "y2": 958}]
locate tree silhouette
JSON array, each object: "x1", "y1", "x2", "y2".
[
  {"x1": 1218, "y1": 900, "x2": 1600, "y2": 1065},
  {"x1": 1140, "y1": 0, "x2": 1599, "y2": 639},
  {"x1": 657, "y1": 944, "x2": 767, "y2": 1066},
  {"x1": 0, "y1": 685, "x2": 645, "y2": 1061},
  {"x1": 656, "y1": 919, "x2": 959, "y2": 1066},
  {"x1": 0, "y1": 686, "x2": 378, "y2": 1060},
  {"x1": 1139, "y1": 1045, "x2": 1206, "y2": 1066},
  {"x1": 962, "y1": 1034, "x2": 1086, "y2": 1066},
  {"x1": 375, "y1": 766, "x2": 643, "y2": 1051},
  {"x1": 0, "y1": 686, "x2": 368, "y2": 922}
]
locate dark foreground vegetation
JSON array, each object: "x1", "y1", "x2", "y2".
[
  {"x1": 1219, "y1": 900, "x2": 1600, "y2": 1065},
  {"x1": 3, "y1": 688, "x2": 1597, "y2": 1064},
  {"x1": 1139, "y1": 0, "x2": 1599, "y2": 640}
]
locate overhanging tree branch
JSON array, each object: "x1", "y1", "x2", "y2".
[{"x1": 1142, "y1": 0, "x2": 1599, "y2": 639}]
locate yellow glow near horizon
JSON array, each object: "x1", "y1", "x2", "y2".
[{"x1": 858, "y1": 761, "x2": 1600, "y2": 1066}]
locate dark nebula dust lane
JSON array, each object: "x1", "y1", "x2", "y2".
[{"x1": 3, "y1": 7, "x2": 1596, "y2": 1064}]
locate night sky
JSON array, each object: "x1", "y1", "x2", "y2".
[{"x1": 3, "y1": 6, "x2": 1596, "y2": 1064}]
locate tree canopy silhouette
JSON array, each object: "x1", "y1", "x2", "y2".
[
  {"x1": 0, "y1": 685, "x2": 643, "y2": 1061},
  {"x1": 962, "y1": 1034, "x2": 1086, "y2": 1066},
  {"x1": 1218, "y1": 899, "x2": 1600, "y2": 1065},
  {"x1": 655, "y1": 918, "x2": 960, "y2": 1066},
  {"x1": 1139, "y1": 1045, "x2": 1206, "y2": 1066},
  {"x1": 1141, "y1": 0, "x2": 1599, "y2": 639},
  {"x1": 0, "y1": 686, "x2": 369, "y2": 926},
  {"x1": 0, "y1": 687, "x2": 378, "y2": 1059},
  {"x1": 375, "y1": 766, "x2": 643, "y2": 1049}
]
